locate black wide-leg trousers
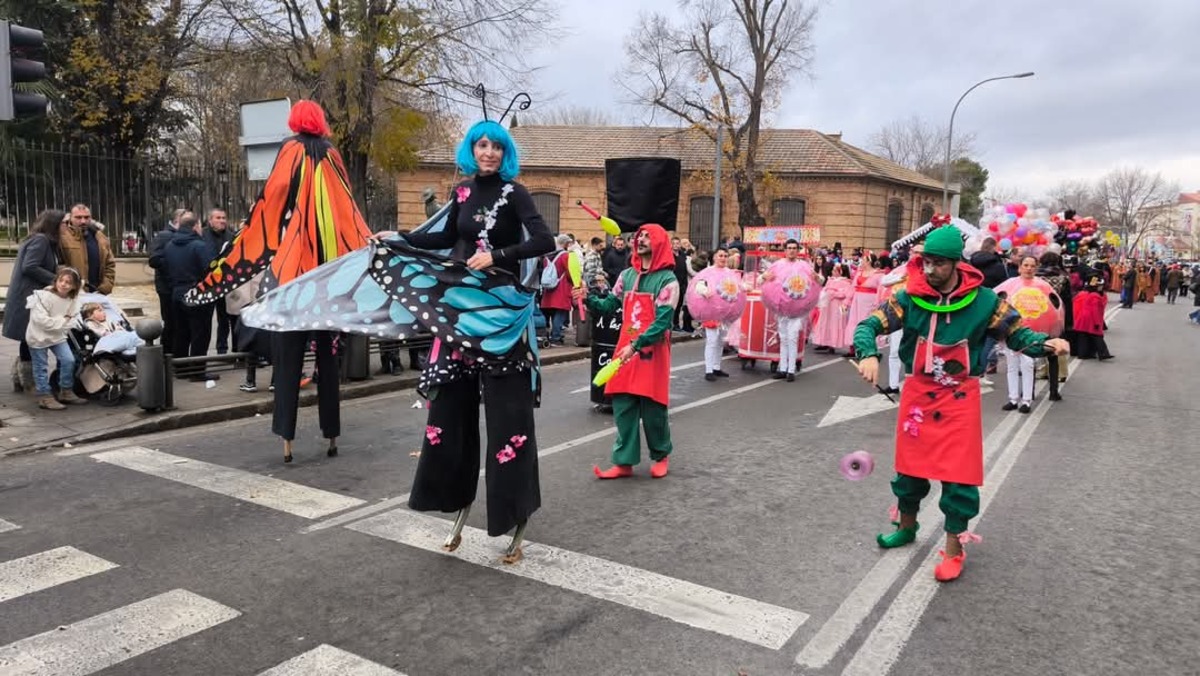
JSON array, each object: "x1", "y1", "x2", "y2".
[
  {"x1": 271, "y1": 331, "x2": 340, "y2": 441},
  {"x1": 408, "y1": 370, "x2": 540, "y2": 536}
]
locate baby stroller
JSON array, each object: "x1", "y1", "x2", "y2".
[{"x1": 55, "y1": 293, "x2": 139, "y2": 405}]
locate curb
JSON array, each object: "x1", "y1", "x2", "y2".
[{"x1": 1, "y1": 347, "x2": 597, "y2": 459}]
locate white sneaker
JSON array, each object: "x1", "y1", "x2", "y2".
[{"x1": 979, "y1": 376, "x2": 994, "y2": 386}]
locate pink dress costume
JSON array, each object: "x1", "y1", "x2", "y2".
[
  {"x1": 844, "y1": 269, "x2": 884, "y2": 341},
  {"x1": 686, "y1": 266, "x2": 746, "y2": 376},
  {"x1": 811, "y1": 276, "x2": 853, "y2": 350}
]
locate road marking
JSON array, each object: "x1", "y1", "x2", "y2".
[
  {"x1": 0, "y1": 518, "x2": 19, "y2": 534},
  {"x1": 0, "y1": 589, "x2": 240, "y2": 676},
  {"x1": 347, "y1": 509, "x2": 808, "y2": 650},
  {"x1": 569, "y1": 356, "x2": 724, "y2": 393},
  {"x1": 0, "y1": 547, "x2": 118, "y2": 603},
  {"x1": 259, "y1": 644, "x2": 405, "y2": 675},
  {"x1": 92, "y1": 446, "x2": 366, "y2": 519},
  {"x1": 842, "y1": 361, "x2": 1075, "y2": 676},
  {"x1": 305, "y1": 357, "x2": 844, "y2": 534}
]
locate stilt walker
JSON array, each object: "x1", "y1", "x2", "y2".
[
  {"x1": 853, "y1": 224, "x2": 1069, "y2": 582},
  {"x1": 580, "y1": 224, "x2": 680, "y2": 479}
]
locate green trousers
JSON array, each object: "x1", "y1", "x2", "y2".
[
  {"x1": 891, "y1": 473, "x2": 979, "y2": 534},
  {"x1": 611, "y1": 394, "x2": 673, "y2": 466}
]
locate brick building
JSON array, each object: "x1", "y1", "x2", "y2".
[{"x1": 396, "y1": 126, "x2": 952, "y2": 251}]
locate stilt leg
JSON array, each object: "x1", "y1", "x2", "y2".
[
  {"x1": 500, "y1": 520, "x2": 528, "y2": 564},
  {"x1": 442, "y1": 504, "x2": 472, "y2": 552}
]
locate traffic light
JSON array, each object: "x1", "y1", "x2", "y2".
[{"x1": 0, "y1": 20, "x2": 48, "y2": 121}]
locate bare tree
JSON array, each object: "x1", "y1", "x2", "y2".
[
  {"x1": 526, "y1": 105, "x2": 621, "y2": 126},
  {"x1": 619, "y1": 0, "x2": 818, "y2": 227},
  {"x1": 1044, "y1": 179, "x2": 1101, "y2": 216},
  {"x1": 1095, "y1": 167, "x2": 1179, "y2": 252},
  {"x1": 216, "y1": 0, "x2": 557, "y2": 205},
  {"x1": 868, "y1": 115, "x2": 976, "y2": 176}
]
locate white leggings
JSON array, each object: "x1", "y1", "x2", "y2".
[
  {"x1": 887, "y1": 330, "x2": 904, "y2": 390},
  {"x1": 705, "y1": 325, "x2": 727, "y2": 373},
  {"x1": 1005, "y1": 348, "x2": 1034, "y2": 403},
  {"x1": 777, "y1": 315, "x2": 805, "y2": 374}
]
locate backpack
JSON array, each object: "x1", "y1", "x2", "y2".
[{"x1": 540, "y1": 251, "x2": 564, "y2": 289}]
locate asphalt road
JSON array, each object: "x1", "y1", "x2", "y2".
[{"x1": 0, "y1": 299, "x2": 1195, "y2": 676}]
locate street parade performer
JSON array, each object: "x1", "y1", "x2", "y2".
[
  {"x1": 759, "y1": 238, "x2": 820, "y2": 382},
  {"x1": 852, "y1": 224, "x2": 1069, "y2": 582},
  {"x1": 576, "y1": 224, "x2": 679, "y2": 479},
  {"x1": 685, "y1": 247, "x2": 744, "y2": 381},
  {"x1": 240, "y1": 113, "x2": 553, "y2": 565},
  {"x1": 185, "y1": 100, "x2": 371, "y2": 464}
]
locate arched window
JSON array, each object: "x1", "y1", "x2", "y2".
[
  {"x1": 771, "y1": 198, "x2": 807, "y2": 226},
  {"x1": 689, "y1": 196, "x2": 717, "y2": 251},
  {"x1": 885, "y1": 201, "x2": 903, "y2": 246},
  {"x1": 531, "y1": 192, "x2": 561, "y2": 234},
  {"x1": 920, "y1": 203, "x2": 935, "y2": 226}
]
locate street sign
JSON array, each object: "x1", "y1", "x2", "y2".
[
  {"x1": 238, "y1": 98, "x2": 292, "y2": 180},
  {"x1": 0, "y1": 20, "x2": 49, "y2": 121}
]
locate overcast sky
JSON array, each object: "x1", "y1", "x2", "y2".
[{"x1": 523, "y1": 0, "x2": 1199, "y2": 199}]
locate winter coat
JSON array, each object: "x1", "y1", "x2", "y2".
[
  {"x1": 2, "y1": 234, "x2": 60, "y2": 342},
  {"x1": 25, "y1": 288, "x2": 80, "y2": 349},
  {"x1": 968, "y1": 250, "x2": 1008, "y2": 289},
  {"x1": 201, "y1": 225, "x2": 236, "y2": 260},
  {"x1": 164, "y1": 230, "x2": 214, "y2": 302},
  {"x1": 539, "y1": 250, "x2": 573, "y2": 311},
  {"x1": 148, "y1": 226, "x2": 178, "y2": 295},
  {"x1": 59, "y1": 222, "x2": 115, "y2": 294},
  {"x1": 602, "y1": 246, "x2": 630, "y2": 284}
]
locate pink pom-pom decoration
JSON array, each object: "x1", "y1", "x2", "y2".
[
  {"x1": 839, "y1": 450, "x2": 875, "y2": 481},
  {"x1": 761, "y1": 259, "x2": 820, "y2": 318},
  {"x1": 686, "y1": 267, "x2": 746, "y2": 323},
  {"x1": 995, "y1": 276, "x2": 1064, "y2": 336}
]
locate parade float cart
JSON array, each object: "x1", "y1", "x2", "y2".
[{"x1": 737, "y1": 225, "x2": 820, "y2": 371}]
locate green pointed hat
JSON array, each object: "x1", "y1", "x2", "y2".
[{"x1": 923, "y1": 225, "x2": 964, "y2": 260}]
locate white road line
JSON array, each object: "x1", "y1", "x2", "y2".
[
  {"x1": 347, "y1": 509, "x2": 808, "y2": 650},
  {"x1": 306, "y1": 357, "x2": 845, "y2": 534},
  {"x1": 91, "y1": 446, "x2": 366, "y2": 520},
  {"x1": 842, "y1": 362, "x2": 1073, "y2": 676},
  {"x1": 0, "y1": 589, "x2": 240, "y2": 676},
  {"x1": 0, "y1": 547, "x2": 118, "y2": 603},
  {"x1": 259, "y1": 644, "x2": 405, "y2": 676},
  {"x1": 569, "y1": 356, "x2": 722, "y2": 393},
  {"x1": 0, "y1": 518, "x2": 19, "y2": 534}
]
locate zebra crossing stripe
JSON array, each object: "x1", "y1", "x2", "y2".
[
  {"x1": 258, "y1": 644, "x2": 406, "y2": 675},
  {"x1": 0, "y1": 518, "x2": 19, "y2": 534},
  {"x1": 347, "y1": 509, "x2": 809, "y2": 650},
  {"x1": 0, "y1": 546, "x2": 118, "y2": 603},
  {"x1": 0, "y1": 589, "x2": 240, "y2": 676},
  {"x1": 92, "y1": 446, "x2": 366, "y2": 519}
]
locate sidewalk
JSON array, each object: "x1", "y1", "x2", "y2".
[{"x1": 0, "y1": 284, "x2": 598, "y2": 458}]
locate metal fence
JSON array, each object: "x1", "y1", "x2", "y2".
[{"x1": 0, "y1": 141, "x2": 398, "y2": 252}]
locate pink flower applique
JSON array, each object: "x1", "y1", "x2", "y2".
[
  {"x1": 425, "y1": 425, "x2": 443, "y2": 445},
  {"x1": 901, "y1": 405, "x2": 924, "y2": 437},
  {"x1": 509, "y1": 434, "x2": 527, "y2": 449},
  {"x1": 455, "y1": 185, "x2": 471, "y2": 203},
  {"x1": 496, "y1": 444, "x2": 516, "y2": 464},
  {"x1": 957, "y1": 531, "x2": 982, "y2": 545},
  {"x1": 888, "y1": 505, "x2": 900, "y2": 523},
  {"x1": 907, "y1": 406, "x2": 924, "y2": 423},
  {"x1": 476, "y1": 238, "x2": 487, "y2": 251}
]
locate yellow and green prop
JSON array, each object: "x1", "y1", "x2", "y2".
[
  {"x1": 576, "y1": 200, "x2": 622, "y2": 237},
  {"x1": 592, "y1": 357, "x2": 623, "y2": 387}
]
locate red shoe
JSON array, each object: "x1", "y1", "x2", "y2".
[
  {"x1": 933, "y1": 550, "x2": 966, "y2": 582},
  {"x1": 593, "y1": 465, "x2": 633, "y2": 480},
  {"x1": 650, "y1": 457, "x2": 669, "y2": 478}
]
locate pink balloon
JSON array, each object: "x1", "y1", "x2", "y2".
[{"x1": 1013, "y1": 203, "x2": 1028, "y2": 218}]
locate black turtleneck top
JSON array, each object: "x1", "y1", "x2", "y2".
[{"x1": 404, "y1": 173, "x2": 555, "y2": 277}]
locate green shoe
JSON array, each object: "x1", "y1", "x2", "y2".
[{"x1": 876, "y1": 522, "x2": 919, "y2": 548}]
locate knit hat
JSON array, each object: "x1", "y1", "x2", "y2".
[{"x1": 922, "y1": 226, "x2": 964, "y2": 261}]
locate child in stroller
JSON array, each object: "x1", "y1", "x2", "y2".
[{"x1": 68, "y1": 294, "x2": 140, "y2": 403}]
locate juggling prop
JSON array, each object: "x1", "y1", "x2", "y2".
[
  {"x1": 761, "y1": 259, "x2": 820, "y2": 318},
  {"x1": 686, "y1": 266, "x2": 747, "y2": 324},
  {"x1": 592, "y1": 357, "x2": 623, "y2": 387},
  {"x1": 995, "y1": 276, "x2": 1065, "y2": 336},
  {"x1": 839, "y1": 450, "x2": 875, "y2": 481},
  {"x1": 576, "y1": 200, "x2": 623, "y2": 237},
  {"x1": 567, "y1": 249, "x2": 586, "y2": 318}
]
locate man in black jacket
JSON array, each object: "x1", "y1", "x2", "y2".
[
  {"x1": 165, "y1": 214, "x2": 218, "y2": 381},
  {"x1": 201, "y1": 209, "x2": 237, "y2": 354},
  {"x1": 601, "y1": 236, "x2": 630, "y2": 286},
  {"x1": 148, "y1": 209, "x2": 186, "y2": 352},
  {"x1": 968, "y1": 237, "x2": 1009, "y2": 289}
]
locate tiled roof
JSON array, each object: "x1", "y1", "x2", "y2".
[
  {"x1": 1179, "y1": 192, "x2": 1200, "y2": 204},
  {"x1": 418, "y1": 125, "x2": 949, "y2": 192}
]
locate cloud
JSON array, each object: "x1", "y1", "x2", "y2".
[{"x1": 525, "y1": 0, "x2": 1198, "y2": 197}]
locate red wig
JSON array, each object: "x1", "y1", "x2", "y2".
[{"x1": 288, "y1": 100, "x2": 331, "y2": 137}]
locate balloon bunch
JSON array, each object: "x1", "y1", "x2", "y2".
[
  {"x1": 977, "y1": 203, "x2": 1059, "y2": 257},
  {"x1": 1050, "y1": 213, "x2": 1105, "y2": 255}
]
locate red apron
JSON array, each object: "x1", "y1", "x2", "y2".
[
  {"x1": 605, "y1": 288, "x2": 672, "y2": 406},
  {"x1": 894, "y1": 333, "x2": 984, "y2": 486}
]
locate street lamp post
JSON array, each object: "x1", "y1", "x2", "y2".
[{"x1": 942, "y1": 72, "x2": 1035, "y2": 214}]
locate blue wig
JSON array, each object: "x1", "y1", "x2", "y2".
[{"x1": 455, "y1": 120, "x2": 520, "y2": 181}]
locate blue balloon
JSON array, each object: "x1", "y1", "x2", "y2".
[{"x1": 999, "y1": 238, "x2": 1013, "y2": 250}]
